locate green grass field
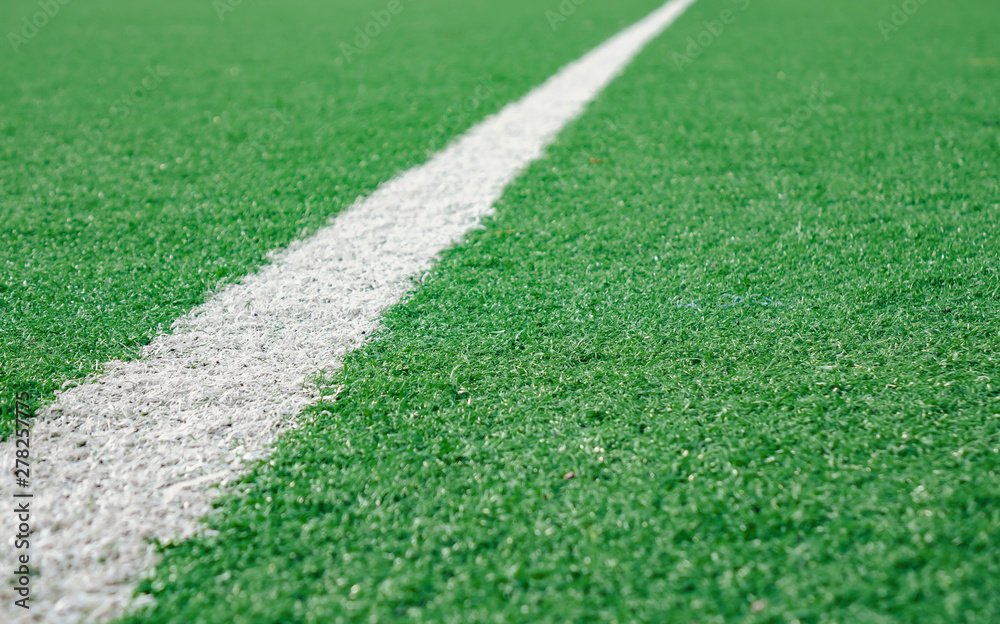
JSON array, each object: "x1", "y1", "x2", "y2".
[
  {"x1": 4, "y1": 0, "x2": 1000, "y2": 621},
  {"x1": 0, "y1": 0, "x2": 667, "y2": 435}
]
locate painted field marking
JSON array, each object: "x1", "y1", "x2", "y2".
[{"x1": 0, "y1": 0, "x2": 697, "y2": 621}]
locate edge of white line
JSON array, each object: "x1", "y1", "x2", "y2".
[{"x1": 0, "y1": 1, "x2": 696, "y2": 621}]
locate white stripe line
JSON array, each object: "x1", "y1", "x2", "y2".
[{"x1": 1, "y1": 1, "x2": 696, "y2": 621}]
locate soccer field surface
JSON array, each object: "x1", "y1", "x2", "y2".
[{"x1": 2, "y1": 0, "x2": 1000, "y2": 622}]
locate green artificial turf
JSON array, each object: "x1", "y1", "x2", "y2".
[
  {"x1": 0, "y1": 0, "x2": 668, "y2": 435},
  {"x1": 119, "y1": 0, "x2": 1000, "y2": 622}
]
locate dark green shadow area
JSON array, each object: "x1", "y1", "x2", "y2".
[{"x1": 124, "y1": 0, "x2": 998, "y2": 621}]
